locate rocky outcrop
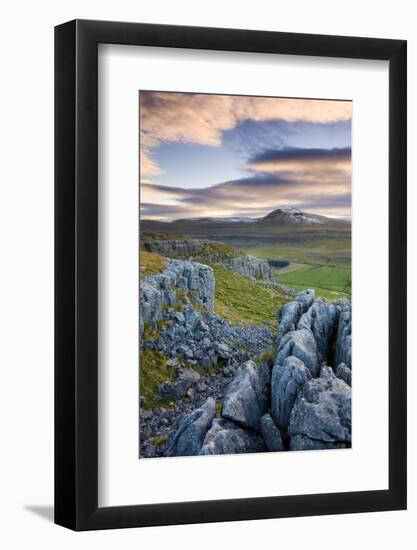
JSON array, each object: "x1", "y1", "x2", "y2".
[
  {"x1": 271, "y1": 356, "x2": 312, "y2": 429},
  {"x1": 158, "y1": 367, "x2": 201, "y2": 401},
  {"x1": 199, "y1": 418, "x2": 266, "y2": 455},
  {"x1": 288, "y1": 366, "x2": 351, "y2": 447},
  {"x1": 168, "y1": 397, "x2": 216, "y2": 456},
  {"x1": 140, "y1": 259, "x2": 215, "y2": 334},
  {"x1": 142, "y1": 236, "x2": 235, "y2": 263},
  {"x1": 141, "y1": 235, "x2": 275, "y2": 283},
  {"x1": 260, "y1": 414, "x2": 284, "y2": 451},
  {"x1": 222, "y1": 361, "x2": 270, "y2": 431},
  {"x1": 276, "y1": 301, "x2": 304, "y2": 343},
  {"x1": 271, "y1": 291, "x2": 352, "y2": 450},
  {"x1": 297, "y1": 300, "x2": 337, "y2": 363},
  {"x1": 144, "y1": 302, "x2": 273, "y2": 374},
  {"x1": 223, "y1": 254, "x2": 275, "y2": 283},
  {"x1": 142, "y1": 286, "x2": 352, "y2": 458},
  {"x1": 335, "y1": 363, "x2": 351, "y2": 386},
  {"x1": 276, "y1": 328, "x2": 320, "y2": 377},
  {"x1": 290, "y1": 435, "x2": 347, "y2": 451},
  {"x1": 335, "y1": 300, "x2": 352, "y2": 369}
]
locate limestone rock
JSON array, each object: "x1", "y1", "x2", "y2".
[
  {"x1": 335, "y1": 300, "x2": 352, "y2": 369},
  {"x1": 290, "y1": 434, "x2": 348, "y2": 451},
  {"x1": 276, "y1": 328, "x2": 320, "y2": 377},
  {"x1": 222, "y1": 360, "x2": 270, "y2": 431},
  {"x1": 199, "y1": 418, "x2": 266, "y2": 455},
  {"x1": 271, "y1": 356, "x2": 312, "y2": 429},
  {"x1": 168, "y1": 397, "x2": 216, "y2": 456},
  {"x1": 295, "y1": 289, "x2": 315, "y2": 310},
  {"x1": 335, "y1": 363, "x2": 352, "y2": 386},
  {"x1": 288, "y1": 368, "x2": 351, "y2": 444},
  {"x1": 297, "y1": 300, "x2": 337, "y2": 363},
  {"x1": 260, "y1": 414, "x2": 285, "y2": 451}
]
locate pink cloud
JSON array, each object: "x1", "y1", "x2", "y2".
[{"x1": 139, "y1": 92, "x2": 352, "y2": 175}]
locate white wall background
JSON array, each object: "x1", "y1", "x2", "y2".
[{"x1": 0, "y1": 1, "x2": 414, "y2": 548}]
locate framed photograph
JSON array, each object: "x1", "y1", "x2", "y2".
[{"x1": 55, "y1": 19, "x2": 407, "y2": 530}]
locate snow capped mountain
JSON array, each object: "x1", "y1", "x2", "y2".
[
  {"x1": 256, "y1": 207, "x2": 327, "y2": 226},
  {"x1": 166, "y1": 207, "x2": 348, "y2": 228}
]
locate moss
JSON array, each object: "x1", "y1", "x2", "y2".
[
  {"x1": 256, "y1": 348, "x2": 276, "y2": 367},
  {"x1": 172, "y1": 302, "x2": 184, "y2": 312},
  {"x1": 156, "y1": 319, "x2": 166, "y2": 331},
  {"x1": 139, "y1": 349, "x2": 175, "y2": 406},
  {"x1": 142, "y1": 322, "x2": 159, "y2": 341},
  {"x1": 149, "y1": 433, "x2": 169, "y2": 447},
  {"x1": 174, "y1": 288, "x2": 190, "y2": 305},
  {"x1": 140, "y1": 250, "x2": 166, "y2": 276},
  {"x1": 211, "y1": 264, "x2": 289, "y2": 329},
  {"x1": 215, "y1": 402, "x2": 222, "y2": 418}
]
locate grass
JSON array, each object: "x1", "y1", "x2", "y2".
[
  {"x1": 140, "y1": 250, "x2": 166, "y2": 276},
  {"x1": 241, "y1": 237, "x2": 351, "y2": 300},
  {"x1": 242, "y1": 237, "x2": 351, "y2": 269},
  {"x1": 211, "y1": 264, "x2": 288, "y2": 329},
  {"x1": 139, "y1": 349, "x2": 175, "y2": 408},
  {"x1": 149, "y1": 433, "x2": 169, "y2": 447},
  {"x1": 277, "y1": 264, "x2": 351, "y2": 300},
  {"x1": 274, "y1": 262, "x2": 304, "y2": 274},
  {"x1": 142, "y1": 322, "x2": 159, "y2": 341},
  {"x1": 255, "y1": 348, "x2": 276, "y2": 367}
]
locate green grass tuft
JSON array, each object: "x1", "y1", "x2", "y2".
[
  {"x1": 149, "y1": 433, "x2": 169, "y2": 447},
  {"x1": 140, "y1": 250, "x2": 166, "y2": 276},
  {"x1": 139, "y1": 349, "x2": 175, "y2": 408},
  {"x1": 256, "y1": 348, "x2": 276, "y2": 367}
]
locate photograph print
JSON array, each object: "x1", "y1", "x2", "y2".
[{"x1": 139, "y1": 91, "x2": 352, "y2": 459}]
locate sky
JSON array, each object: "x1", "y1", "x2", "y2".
[{"x1": 140, "y1": 91, "x2": 352, "y2": 221}]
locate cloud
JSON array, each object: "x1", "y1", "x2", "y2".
[
  {"x1": 140, "y1": 143, "x2": 351, "y2": 220},
  {"x1": 140, "y1": 150, "x2": 163, "y2": 176},
  {"x1": 139, "y1": 91, "x2": 352, "y2": 175},
  {"x1": 246, "y1": 147, "x2": 351, "y2": 173}
]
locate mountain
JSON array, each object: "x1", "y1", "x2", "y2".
[
  {"x1": 143, "y1": 207, "x2": 349, "y2": 229},
  {"x1": 173, "y1": 216, "x2": 256, "y2": 224},
  {"x1": 256, "y1": 207, "x2": 330, "y2": 227}
]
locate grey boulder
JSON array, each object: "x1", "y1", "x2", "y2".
[
  {"x1": 335, "y1": 363, "x2": 352, "y2": 386},
  {"x1": 199, "y1": 418, "x2": 266, "y2": 455},
  {"x1": 297, "y1": 300, "x2": 337, "y2": 363},
  {"x1": 260, "y1": 414, "x2": 284, "y2": 451},
  {"x1": 271, "y1": 356, "x2": 312, "y2": 429},
  {"x1": 158, "y1": 367, "x2": 201, "y2": 400},
  {"x1": 276, "y1": 328, "x2": 320, "y2": 377},
  {"x1": 288, "y1": 367, "x2": 351, "y2": 444},
  {"x1": 277, "y1": 301, "x2": 303, "y2": 345},
  {"x1": 335, "y1": 301, "x2": 352, "y2": 369},
  {"x1": 222, "y1": 360, "x2": 270, "y2": 431},
  {"x1": 295, "y1": 289, "x2": 315, "y2": 309},
  {"x1": 290, "y1": 434, "x2": 348, "y2": 451},
  {"x1": 168, "y1": 397, "x2": 216, "y2": 456}
]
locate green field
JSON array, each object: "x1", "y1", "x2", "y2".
[
  {"x1": 242, "y1": 236, "x2": 351, "y2": 301},
  {"x1": 277, "y1": 264, "x2": 351, "y2": 300},
  {"x1": 242, "y1": 237, "x2": 351, "y2": 269}
]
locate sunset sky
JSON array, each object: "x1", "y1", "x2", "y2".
[{"x1": 140, "y1": 92, "x2": 352, "y2": 221}]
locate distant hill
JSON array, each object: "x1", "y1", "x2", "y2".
[{"x1": 141, "y1": 207, "x2": 350, "y2": 235}]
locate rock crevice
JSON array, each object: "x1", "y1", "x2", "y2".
[{"x1": 163, "y1": 289, "x2": 352, "y2": 457}]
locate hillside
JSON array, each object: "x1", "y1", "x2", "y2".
[{"x1": 140, "y1": 208, "x2": 351, "y2": 262}]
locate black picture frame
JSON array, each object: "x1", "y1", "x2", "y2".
[{"x1": 55, "y1": 19, "x2": 407, "y2": 531}]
